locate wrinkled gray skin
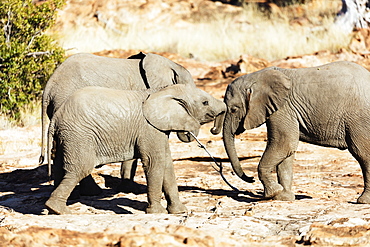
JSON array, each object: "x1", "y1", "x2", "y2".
[
  {"x1": 216, "y1": 61, "x2": 370, "y2": 203},
  {"x1": 39, "y1": 52, "x2": 195, "y2": 194},
  {"x1": 45, "y1": 84, "x2": 226, "y2": 214}
]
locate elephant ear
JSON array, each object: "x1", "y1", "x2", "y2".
[
  {"x1": 143, "y1": 85, "x2": 201, "y2": 134},
  {"x1": 141, "y1": 53, "x2": 194, "y2": 88},
  {"x1": 243, "y1": 69, "x2": 291, "y2": 130}
]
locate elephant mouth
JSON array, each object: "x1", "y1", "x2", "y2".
[
  {"x1": 234, "y1": 126, "x2": 245, "y2": 135},
  {"x1": 200, "y1": 113, "x2": 216, "y2": 125},
  {"x1": 203, "y1": 111, "x2": 225, "y2": 124},
  {"x1": 234, "y1": 118, "x2": 246, "y2": 135}
]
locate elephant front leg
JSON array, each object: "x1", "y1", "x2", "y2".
[
  {"x1": 259, "y1": 149, "x2": 298, "y2": 199},
  {"x1": 162, "y1": 160, "x2": 187, "y2": 214},
  {"x1": 274, "y1": 154, "x2": 295, "y2": 201},
  {"x1": 258, "y1": 156, "x2": 284, "y2": 199},
  {"x1": 142, "y1": 159, "x2": 167, "y2": 214},
  {"x1": 259, "y1": 117, "x2": 299, "y2": 200}
]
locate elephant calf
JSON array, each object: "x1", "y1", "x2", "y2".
[
  {"x1": 215, "y1": 61, "x2": 370, "y2": 204},
  {"x1": 45, "y1": 84, "x2": 226, "y2": 214}
]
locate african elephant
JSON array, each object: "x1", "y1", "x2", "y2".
[
  {"x1": 45, "y1": 84, "x2": 226, "y2": 214},
  {"x1": 214, "y1": 61, "x2": 370, "y2": 203},
  {"x1": 39, "y1": 52, "x2": 195, "y2": 194}
]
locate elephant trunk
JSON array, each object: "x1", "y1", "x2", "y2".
[
  {"x1": 177, "y1": 129, "x2": 199, "y2": 143},
  {"x1": 223, "y1": 117, "x2": 255, "y2": 183},
  {"x1": 211, "y1": 110, "x2": 225, "y2": 135}
]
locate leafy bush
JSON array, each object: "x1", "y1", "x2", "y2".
[{"x1": 0, "y1": 0, "x2": 65, "y2": 120}]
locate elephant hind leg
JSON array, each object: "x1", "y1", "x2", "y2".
[
  {"x1": 346, "y1": 131, "x2": 370, "y2": 204},
  {"x1": 46, "y1": 156, "x2": 95, "y2": 214},
  {"x1": 45, "y1": 172, "x2": 81, "y2": 214},
  {"x1": 116, "y1": 159, "x2": 146, "y2": 194},
  {"x1": 354, "y1": 158, "x2": 370, "y2": 204},
  {"x1": 352, "y1": 156, "x2": 370, "y2": 204}
]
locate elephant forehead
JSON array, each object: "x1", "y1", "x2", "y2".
[
  {"x1": 193, "y1": 88, "x2": 213, "y2": 101},
  {"x1": 225, "y1": 85, "x2": 244, "y2": 101}
]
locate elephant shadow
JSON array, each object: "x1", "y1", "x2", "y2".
[
  {"x1": 74, "y1": 173, "x2": 148, "y2": 214},
  {"x1": 178, "y1": 185, "x2": 263, "y2": 203},
  {"x1": 61, "y1": 173, "x2": 149, "y2": 214},
  {"x1": 0, "y1": 164, "x2": 51, "y2": 193},
  {"x1": 177, "y1": 155, "x2": 313, "y2": 203},
  {"x1": 0, "y1": 164, "x2": 54, "y2": 214},
  {"x1": 0, "y1": 166, "x2": 148, "y2": 215},
  {"x1": 70, "y1": 194, "x2": 148, "y2": 215},
  {"x1": 99, "y1": 173, "x2": 147, "y2": 195},
  {"x1": 179, "y1": 186, "x2": 312, "y2": 203}
]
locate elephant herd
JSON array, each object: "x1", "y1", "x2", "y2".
[{"x1": 39, "y1": 52, "x2": 370, "y2": 214}]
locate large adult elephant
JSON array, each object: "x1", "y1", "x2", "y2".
[
  {"x1": 39, "y1": 52, "x2": 195, "y2": 194},
  {"x1": 45, "y1": 84, "x2": 226, "y2": 214},
  {"x1": 214, "y1": 61, "x2": 370, "y2": 204}
]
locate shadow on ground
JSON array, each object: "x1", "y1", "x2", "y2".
[{"x1": 0, "y1": 164, "x2": 313, "y2": 215}]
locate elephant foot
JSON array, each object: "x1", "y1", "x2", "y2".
[
  {"x1": 273, "y1": 190, "x2": 295, "y2": 201},
  {"x1": 45, "y1": 197, "x2": 71, "y2": 215},
  {"x1": 116, "y1": 179, "x2": 147, "y2": 194},
  {"x1": 264, "y1": 183, "x2": 284, "y2": 199},
  {"x1": 357, "y1": 192, "x2": 370, "y2": 204},
  {"x1": 79, "y1": 175, "x2": 103, "y2": 196},
  {"x1": 167, "y1": 203, "x2": 187, "y2": 214},
  {"x1": 146, "y1": 203, "x2": 168, "y2": 214}
]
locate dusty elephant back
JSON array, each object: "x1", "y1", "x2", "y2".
[
  {"x1": 283, "y1": 61, "x2": 370, "y2": 109},
  {"x1": 43, "y1": 53, "x2": 144, "y2": 115},
  {"x1": 286, "y1": 61, "x2": 370, "y2": 89},
  {"x1": 278, "y1": 61, "x2": 370, "y2": 148}
]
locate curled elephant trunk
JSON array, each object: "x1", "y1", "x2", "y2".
[
  {"x1": 211, "y1": 111, "x2": 225, "y2": 135},
  {"x1": 223, "y1": 118, "x2": 255, "y2": 183}
]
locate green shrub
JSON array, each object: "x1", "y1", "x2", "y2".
[{"x1": 0, "y1": 0, "x2": 65, "y2": 120}]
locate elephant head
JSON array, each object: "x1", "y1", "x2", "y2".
[
  {"x1": 221, "y1": 67, "x2": 291, "y2": 183},
  {"x1": 129, "y1": 52, "x2": 195, "y2": 89},
  {"x1": 143, "y1": 84, "x2": 226, "y2": 141}
]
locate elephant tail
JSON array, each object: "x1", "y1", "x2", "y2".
[
  {"x1": 39, "y1": 94, "x2": 50, "y2": 165},
  {"x1": 47, "y1": 116, "x2": 56, "y2": 179}
]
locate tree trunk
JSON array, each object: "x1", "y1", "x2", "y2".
[{"x1": 335, "y1": 0, "x2": 370, "y2": 33}]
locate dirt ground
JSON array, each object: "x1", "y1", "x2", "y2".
[{"x1": 2, "y1": 49, "x2": 370, "y2": 246}]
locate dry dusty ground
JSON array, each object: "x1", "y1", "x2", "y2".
[{"x1": 2, "y1": 51, "x2": 370, "y2": 246}]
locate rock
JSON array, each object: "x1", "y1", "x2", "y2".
[{"x1": 303, "y1": 223, "x2": 370, "y2": 246}]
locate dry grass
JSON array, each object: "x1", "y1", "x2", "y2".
[
  {"x1": 58, "y1": 0, "x2": 350, "y2": 62},
  {"x1": 0, "y1": 101, "x2": 41, "y2": 130}
]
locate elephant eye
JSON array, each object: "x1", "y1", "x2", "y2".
[
  {"x1": 230, "y1": 107, "x2": 238, "y2": 113},
  {"x1": 202, "y1": 100, "x2": 209, "y2": 106}
]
